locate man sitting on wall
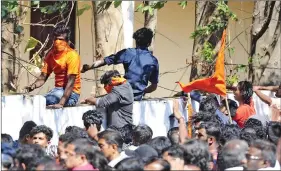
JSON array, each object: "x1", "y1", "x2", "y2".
[
  {"x1": 24, "y1": 24, "x2": 81, "y2": 109},
  {"x1": 81, "y1": 27, "x2": 159, "y2": 101},
  {"x1": 81, "y1": 70, "x2": 134, "y2": 128}
]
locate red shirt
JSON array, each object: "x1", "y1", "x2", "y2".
[{"x1": 233, "y1": 99, "x2": 256, "y2": 128}]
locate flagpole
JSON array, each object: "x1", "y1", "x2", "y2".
[
  {"x1": 187, "y1": 93, "x2": 193, "y2": 138},
  {"x1": 225, "y1": 96, "x2": 233, "y2": 124}
]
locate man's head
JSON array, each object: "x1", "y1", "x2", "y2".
[
  {"x1": 240, "y1": 127, "x2": 257, "y2": 145},
  {"x1": 162, "y1": 145, "x2": 185, "y2": 170},
  {"x1": 97, "y1": 130, "x2": 123, "y2": 161},
  {"x1": 108, "y1": 124, "x2": 135, "y2": 145},
  {"x1": 100, "y1": 70, "x2": 123, "y2": 93},
  {"x1": 132, "y1": 124, "x2": 153, "y2": 146},
  {"x1": 266, "y1": 121, "x2": 281, "y2": 145},
  {"x1": 15, "y1": 144, "x2": 46, "y2": 170},
  {"x1": 199, "y1": 94, "x2": 220, "y2": 114},
  {"x1": 82, "y1": 110, "x2": 103, "y2": 137},
  {"x1": 192, "y1": 111, "x2": 216, "y2": 125},
  {"x1": 167, "y1": 127, "x2": 180, "y2": 145},
  {"x1": 218, "y1": 139, "x2": 248, "y2": 170},
  {"x1": 147, "y1": 136, "x2": 172, "y2": 156},
  {"x1": 234, "y1": 81, "x2": 253, "y2": 104},
  {"x1": 52, "y1": 24, "x2": 71, "y2": 52},
  {"x1": 195, "y1": 122, "x2": 221, "y2": 146},
  {"x1": 220, "y1": 124, "x2": 241, "y2": 146},
  {"x1": 115, "y1": 157, "x2": 144, "y2": 171},
  {"x1": 30, "y1": 125, "x2": 53, "y2": 149},
  {"x1": 133, "y1": 27, "x2": 154, "y2": 48},
  {"x1": 144, "y1": 157, "x2": 170, "y2": 171},
  {"x1": 1, "y1": 134, "x2": 13, "y2": 146},
  {"x1": 35, "y1": 156, "x2": 64, "y2": 171},
  {"x1": 182, "y1": 139, "x2": 210, "y2": 171},
  {"x1": 125, "y1": 144, "x2": 158, "y2": 163},
  {"x1": 244, "y1": 118, "x2": 266, "y2": 139},
  {"x1": 64, "y1": 139, "x2": 96, "y2": 169},
  {"x1": 246, "y1": 139, "x2": 276, "y2": 170},
  {"x1": 220, "y1": 99, "x2": 238, "y2": 117},
  {"x1": 19, "y1": 121, "x2": 37, "y2": 144}
]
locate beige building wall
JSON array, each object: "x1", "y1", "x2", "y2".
[{"x1": 18, "y1": 1, "x2": 255, "y2": 100}]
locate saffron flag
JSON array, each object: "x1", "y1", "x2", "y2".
[{"x1": 177, "y1": 30, "x2": 227, "y2": 97}]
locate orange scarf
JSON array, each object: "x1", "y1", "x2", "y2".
[
  {"x1": 104, "y1": 77, "x2": 127, "y2": 93},
  {"x1": 54, "y1": 39, "x2": 68, "y2": 53}
]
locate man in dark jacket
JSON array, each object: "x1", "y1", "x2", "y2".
[{"x1": 81, "y1": 70, "x2": 134, "y2": 128}]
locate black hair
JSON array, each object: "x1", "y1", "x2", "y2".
[
  {"x1": 15, "y1": 144, "x2": 46, "y2": 171},
  {"x1": 237, "y1": 81, "x2": 253, "y2": 105},
  {"x1": 220, "y1": 99, "x2": 238, "y2": 117},
  {"x1": 147, "y1": 136, "x2": 172, "y2": 156},
  {"x1": 98, "y1": 130, "x2": 124, "y2": 152},
  {"x1": 82, "y1": 110, "x2": 103, "y2": 131},
  {"x1": 182, "y1": 139, "x2": 210, "y2": 171},
  {"x1": 133, "y1": 27, "x2": 153, "y2": 47},
  {"x1": 68, "y1": 138, "x2": 108, "y2": 169},
  {"x1": 200, "y1": 121, "x2": 221, "y2": 142},
  {"x1": 244, "y1": 118, "x2": 266, "y2": 139},
  {"x1": 144, "y1": 157, "x2": 170, "y2": 171},
  {"x1": 220, "y1": 124, "x2": 240, "y2": 146},
  {"x1": 240, "y1": 127, "x2": 257, "y2": 145},
  {"x1": 192, "y1": 111, "x2": 217, "y2": 124},
  {"x1": 167, "y1": 127, "x2": 180, "y2": 145},
  {"x1": 162, "y1": 144, "x2": 184, "y2": 160},
  {"x1": 2, "y1": 133, "x2": 14, "y2": 145},
  {"x1": 100, "y1": 70, "x2": 121, "y2": 85},
  {"x1": 30, "y1": 125, "x2": 53, "y2": 141},
  {"x1": 199, "y1": 94, "x2": 219, "y2": 114},
  {"x1": 132, "y1": 124, "x2": 153, "y2": 146},
  {"x1": 107, "y1": 124, "x2": 135, "y2": 145},
  {"x1": 250, "y1": 139, "x2": 277, "y2": 167},
  {"x1": 53, "y1": 23, "x2": 71, "y2": 41},
  {"x1": 115, "y1": 157, "x2": 144, "y2": 171},
  {"x1": 266, "y1": 121, "x2": 281, "y2": 145},
  {"x1": 65, "y1": 126, "x2": 89, "y2": 139},
  {"x1": 19, "y1": 121, "x2": 37, "y2": 142},
  {"x1": 29, "y1": 155, "x2": 64, "y2": 171}
]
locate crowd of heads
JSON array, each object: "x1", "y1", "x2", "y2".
[{"x1": 2, "y1": 81, "x2": 281, "y2": 170}]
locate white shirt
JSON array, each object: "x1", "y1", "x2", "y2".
[
  {"x1": 225, "y1": 166, "x2": 244, "y2": 170},
  {"x1": 108, "y1": 152, "x2": 128, "y2": 168}
]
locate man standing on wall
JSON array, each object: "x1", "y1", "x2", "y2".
[
  {"x1": 81, "y1": 27, "x2": 159, "y2": 101},
  {"x1": 24, "y1": 24, "x2": 81, "y2": 109}
]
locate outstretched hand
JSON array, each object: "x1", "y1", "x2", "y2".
[
  {"x1": 173, "y1": 99, "x2": 183, "y2": 120},
  {"x1": 81, "y1": 64, "x2": 91, "y2": 73}
]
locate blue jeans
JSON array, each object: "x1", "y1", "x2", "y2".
[{"x1": 45, "y1": 87, "x2": 80, "y2": 106}]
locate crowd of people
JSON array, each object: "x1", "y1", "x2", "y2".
[
  {"x1": 2, "y1": 21, "x2": 281, "y2": 171},
  {"x1": 2, "y1": 80, "x2": 281, "y2": 170}
]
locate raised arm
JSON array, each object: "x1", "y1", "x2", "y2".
[
  {"x1": 253, "y1": 86, "x2": 272, "y2": 105},
  {"x1": 173, "y1": 99, "x2": 188, "y2": 144}
]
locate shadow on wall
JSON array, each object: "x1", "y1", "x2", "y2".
[{"x1": 261, "y1": 71, "x2": 281, "y2": 86}]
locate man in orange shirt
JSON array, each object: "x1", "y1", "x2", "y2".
[
  {"x1": 25, "y1": 24, "x2": 81, "y2": 109},
  {"x1": 233, "y1": 81, "x2": 256, "y2": 128}
]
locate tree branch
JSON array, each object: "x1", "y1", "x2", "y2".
[
  {"x1": 253, "y1": 1, "x2": 276, "y2": 41},
  {"x1": 65, "y1": 1, "x2": 75, "y2": 26}
]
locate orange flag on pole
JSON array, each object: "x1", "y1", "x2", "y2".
[{"x1": 177, "y1": 30, "x2": 227, "y2": 97}]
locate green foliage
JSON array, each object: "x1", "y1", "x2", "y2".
[
  {"x1": 135, "y1": 1, "x2": 167, "y2": 15},
  {"x1": 178, "y1": 1, "x2": 188, "y2": 9},
  {"x1": 191, "y1": 1, "x2": 237, "y2": 39},
  {"x1": 37, "y1": 1, "x2": 69, "y2": 15},
  {"x1": 96, "y1": 1, "x2": 114, "y2": 14},
  {"x1": 1, "y1": 0, "x2": 19, "y2": 20},
  {"x1": 226, "y1": 74, "x2": 238, "y2": 86},
  {"x1": 77, "y1": 4, "x2": 91, "y2": 16},
  {"x1": 24, "y1": 37, "x2": 40, "y2": 53},
  {"x1": 201, "y1": 42, "x2": 215, "y2": 63}
]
